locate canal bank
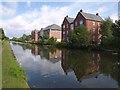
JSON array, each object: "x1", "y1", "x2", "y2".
[{"x1": 2, "y1": 40, "x2": 29, "y2": 88}]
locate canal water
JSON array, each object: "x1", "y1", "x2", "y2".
[{"x1": 10, "y1": 41, "x2": 120, "y2": 88}]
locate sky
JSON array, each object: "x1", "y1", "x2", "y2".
[{"x1": 0, "y1": 0, "x2": 119, "y2": 38}]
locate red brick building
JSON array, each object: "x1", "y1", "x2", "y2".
[
  {"x1": 31, "y1": 29, "x2": 39, "y2": 42},
  {"x1": 43, "y1": 24, "x2": 61, "y2": 42},
  {"x1": 62, "y1": 10, "x2": 103, "y2": 44},
  {"x1": 61, "y1": 16, "x2": 74, "y2": 41}
]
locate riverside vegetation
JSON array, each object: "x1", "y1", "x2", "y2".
[{"x1": 11, "y1": 18, "x2": 120, "y2": 52}]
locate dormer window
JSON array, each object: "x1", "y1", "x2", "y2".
[
  {"x1": 80, "y1": 20, "x2": 83, "y2": 25},
  {"x1": 93, "y1": 22, "x2": 95, "y2": 26}
]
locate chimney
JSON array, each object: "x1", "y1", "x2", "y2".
[
  {"x1": 66, "y1": 15, "x2": 68, "y2": 18},
  {"x1": 96, "y1": 13, "x2": 99, "y2": 16},
  {"x1": 80, "y1": 9, "x2": 83, "y2": 12}
]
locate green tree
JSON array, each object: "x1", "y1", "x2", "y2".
[
  {"x1": 43, "y1": 33, "x2": 49, "y2": 40},
  {"x1": 0, "y1": 28, "x2": 9, "y2": 40},
  {"x1": 100, "y1": 17, "x2": 113, "y2": 47},
  {"x1": 101, "y1": 17, "x2": 113, "y2": 38},
  {"x1": 112, "y1": 20, "x2": 120, "y2": 38},
  {"x1": 47, "y1": 37, "x2": 56, "y2": 45},
  {"x1": 67, "y1": 26, "x2": 90, "y2": 48},
  {"x1": 112, "y1": 20, "x2": 120, "y2": 48}
]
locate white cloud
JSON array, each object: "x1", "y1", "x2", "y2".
[
  {"x1": 110, "y1": 13, "x2": 118, "y2": 22},
  {"x1": 0, "y1": 2, "x2": 118, "y2": 38},
  {"x1": 0, "y1": 2, "x2": 18, "y2": 17},
  {"x1": 96, "y1": 6, "x2": 108, "y2": 14},
  {"x1": 27, "y1": 0, "x2": 31, "y2": 7},
  {"x1": 0, "y1": 5, "x2": 69, "y2": 38}
]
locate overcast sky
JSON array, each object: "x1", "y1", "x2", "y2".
[{"x1": 0, "y1": 1, "x2": 119, "y2": 38}]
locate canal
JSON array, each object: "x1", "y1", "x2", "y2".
[{"x1": 10, "y1": 41, "x2": 120, "y2": 88}]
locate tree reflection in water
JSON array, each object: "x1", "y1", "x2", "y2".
[{"x1": 12, "y1": 42, "x2": 120, "y2": 87}]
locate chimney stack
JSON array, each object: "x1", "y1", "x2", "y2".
[
  {"x1": 66, "y1": 15, "x2": 68, "y2": 18},
  {"x1": 96, "y1": 13, "x2": 99, "y2": 16},
  {"x1": 80, "y1": 9, "x2": 83, "y2": 12}
]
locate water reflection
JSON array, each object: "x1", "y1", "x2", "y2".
[
  {"x1": 11, "y1": 42, "x2": 120, "y2": 88},
  {"x1": 61, "y1": 50, "x2": 100, "y2": 82}
]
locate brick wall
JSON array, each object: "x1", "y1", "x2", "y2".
[{"x1": 50, "y1": 29, "x2": 61, "y2": 42}]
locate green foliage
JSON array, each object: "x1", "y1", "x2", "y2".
[
  {"x1": 11, "y1": 34, "x2": 31, "y2": 42},
  {"x1": 112, "y1": 20, "x2": 120, "y2": 38},
  {"x1": 101, "y1": 18, "x2": 120, "y2": 49},
  {"x1": 67, "y1": 26, "x2": 90, "y2": 48},
  {"x1": 101, "y1": 17, "x2": 113, "y2": 38},
  {"x1": 101, "y1": 17, "x2": 113, "y2": 47},
  {"x1": 47, "y1": 37, "x2": 56, "y2": 45},
  {"x1": 0, "y1": 28, "x2": 9, "y2": 40},
  {"x1": 43, "y1": 33, "x2": 49, "y2": 40}
]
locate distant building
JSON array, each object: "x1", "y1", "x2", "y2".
[
  {"x1": 43, "y1": 24, "x2": 61, "y2": 42},
  {"x1": 39, "y1": 28, "x2": 44, "y2": 38},
  {"x1": 61, "y1": 15, "x2": 74, "y2": 41},
  {"x1": 31, "y1": 29, "x2": 39, "y2": 42},
  {"x1": 61, "y1": 9, "x2": 103, "y2": 44}
]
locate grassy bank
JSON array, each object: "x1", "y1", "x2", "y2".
[
  {"x1": 0, "y1": 40, "x2": 2, "y2": 90},
  {"x1": 2, "y1": 40, "x2": 29, "y2": 88}
]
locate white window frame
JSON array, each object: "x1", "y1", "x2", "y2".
[
  {"x1": 70, "y1": 24, "x2": 73, "y2": 30},
  {"x1": 93, "y1": 28, "x2": 95, "y2": 33},
  {"x1": 63, "y1": 25, "x2": 65, "y2": 29},
  {"x1": 98, "y1": 22, "x2": 100, "y2": 26},
  {"x1": 66, "y1": 24, "x2": 68, "y2": 28},
  {"x1": 63, "y1": 31, "x2": 65, "y2": 34},
  {"x1": 75, "y1": 21, "x2": 77, "y2": 26},
  {"x1": 93, "y1": 21, "x2": 95, "y2": 26},
  {"x1": 93, "y1": 35, "x2": 95, "y2": 41},
  {"x1": 80, "y1": 20, "x2": 83, "y2": 25}
]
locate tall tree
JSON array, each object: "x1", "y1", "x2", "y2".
[
  {"x1": 112, "y1": 20, "x2": 120, "y2": 38},
  {"x1": 0, "y1": 28, "x2": 6, "y2": 40},
  {"x1": 67, "y1": 26, "x2": 90, "y2": 48},
  {"x1": 100, "y1": 17, "x2": 113, "y2": 46},
  {"x1": 112, "y1": 19, "x2": 120, "y2": 48},
  {"x1": 101, "y1": 17, "x2": 113, "y2": 38}
]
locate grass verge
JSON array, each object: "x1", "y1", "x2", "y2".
[{"x1": 2, "y1": 40, "x2": 29, "y2": 88}]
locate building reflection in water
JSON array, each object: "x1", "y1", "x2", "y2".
[
  {"x1": 31, "y1": 45, "x2": 62, "y2": 63},
  {"x1": 48, "y1": 49, "x2": 61, "y2": 63},
  {"x1": 31, "y1": 45, "x2": 39, "y2": 56},
  {"x1": 61, "y1": 50, "x2": 101, "y2": 83}
]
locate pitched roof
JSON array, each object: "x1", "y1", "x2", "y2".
[
  {"x1": 66, "y1": 17, "x2": 74, "y2": 23},
  {"x1": 80, "y1": 12, "x2": 103, "y2": 21},
  {"x1": 44, "y1": 24, "x2": 61, "y2": 30},
  {"x1": 32, "y1": 29, "x2": 39, "y2": 33}
]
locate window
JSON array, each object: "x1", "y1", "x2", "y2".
[
  {"x1": 66, "y1": 24, "x2": 68, "y2": 28},
  {"x1": 63, "y1": 31, "x2": 65, "y2": 34},
  {"x1": 79, "y1": 20, "x2": 83, "y2": 25},
  {"x1": 93, "y1": 22, "x2": 95, "y2": 25},
  {"x1": 93, "y1": 35, "x2": 95, "y2": 41},
  {"x1": 63, "y1": 25, "x2": 65, "y2": 29},
  {"x1": 66, "y1": 30, "x2": 68, "y2": 34},
  {"x1": 75, "y1": 21, "x2": 77, "y2": 26},
  {"x1": 93, "y1": 28, "x2": 95, "y2": 33},
  {"x1": 98, "y1": 22, "x2": 100, "y2": 26},
  {"x1": 70, "y1": 24, "x2": 73, "y2": 30}
]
